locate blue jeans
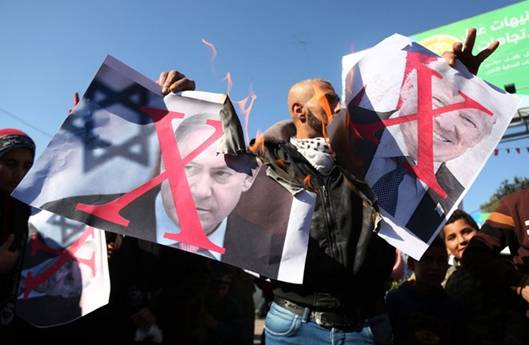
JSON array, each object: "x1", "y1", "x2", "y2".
[{"x1": 264, "y1": 302, "x2": 392, "y2": 345}]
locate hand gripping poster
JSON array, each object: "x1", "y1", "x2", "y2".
[
  {"x1": 333, "y1": 34, "x2": 519, "y2": 259},
  {"x1": 16, "y1": 210, "x2": 110, "y2": 327},
  {"x1": 13, "y1": 56, "x2": 315, "y2": 283}
]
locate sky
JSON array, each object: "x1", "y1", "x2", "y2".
[{"x1": 0, "y1": 0, "x2": 526, "y2": 214}]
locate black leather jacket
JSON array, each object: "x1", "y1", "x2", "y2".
[{"x1": 256, "y1": 121, "x2": 395, "y2": 313}]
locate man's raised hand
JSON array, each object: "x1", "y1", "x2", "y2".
[{"x1": 443, "y1": 27, "x2": 499, "y2": 75}]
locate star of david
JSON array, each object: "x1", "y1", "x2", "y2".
[
  {"x1": 85, "y1": 79, "x2": 153, "y2": 125},
  {"x1": 46, "y1": 214, "x2": 86, "y2": 244},
  {"x1": 63, "y1": 79, "x2": 158, "y2": 172}
]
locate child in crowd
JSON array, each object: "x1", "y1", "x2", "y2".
[
  {"x1": 445, "y1": 210, "x2": 528, "y2": 345},
  {"x1": 386, "y1": 238, "x2": 461, "y2": 345},
  {"x1": 441, "y1": 209, "x2": 478, "y2": 284},
  {"x1": 0, "y1": 129, "x2": 35, "y2": 343}
]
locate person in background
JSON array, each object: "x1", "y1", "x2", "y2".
[
  {"x1": 0, "y1": 128, "x2": 35, "y2": 342},
  {"x1": 464, "y1": 188, "x2": 529, "y2": 306},
  {"x1": 386, "y1": 238, "x2": 461, "y2": 345},
  {"x1": 203, "y1": 264, "x2": 256, "y2": 345},
  {"x1": 441, "y1": 209, "x2": 478, "y2": 283},
  {"x1": 459, "y1": 188, "x2": 529, "y2": 344}
]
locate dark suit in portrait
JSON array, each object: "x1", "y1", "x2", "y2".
[{"x1": 331, "y1": 104, "x2": 465, "y2": 243}]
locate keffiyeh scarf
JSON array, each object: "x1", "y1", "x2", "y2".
[{"x1": 290, "y1": 137, "x2": 334, "y2": 175}]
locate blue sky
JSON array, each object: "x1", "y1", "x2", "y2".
[{"x1": 0, "y1": 0, "x2": 526, "y2": 213}]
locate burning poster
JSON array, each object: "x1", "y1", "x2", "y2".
[
  {"x1": 13, "y1": 56, "x2": 314, "y2": 283},
  {"x1": 334, "y1": 34, "x2": 519, "y2": 259},
  {"x1": 16, "y1": 210, "x2": 109, "y2": 327}
]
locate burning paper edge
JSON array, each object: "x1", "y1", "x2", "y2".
[{"x1": 177, "y1": 91, "x2": 246, "y2": 155}]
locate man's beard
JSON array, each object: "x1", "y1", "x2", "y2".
[{"x1": 307, "y1": 111, "x2": 324, "y2": 136}]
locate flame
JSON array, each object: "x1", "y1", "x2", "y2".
[
  {"x1": 224, "y1": 72, "x2": 233, "y2": 95},
  {"x1": 303, "y1": 175, "x2": 314, "y2": 191},
  {"x1": 310, "y1": 85, "x2": 333, "y2": 140},
  {"x1": 237, "y1": 86, "x2": 257, "y2": 145},
  {"x1": 275, "y1": 159, "x2": 286, "y2": 170},
  {"x1": 68, "y1": 92, "x2": 80, "y2": 115},
  {"x1": 201, "y1": 38, "x2": 218, "y2": 74}
]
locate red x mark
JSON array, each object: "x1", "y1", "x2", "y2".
[
  {"x1": 351, "y1": 51, "x2": 493, "y2": 198},
  {"x1": 75, "y1": 107, "x2": 225, "y2": 254},
  {"x1": 24, "y1": 227, "x2": 95, "y2": 299}
]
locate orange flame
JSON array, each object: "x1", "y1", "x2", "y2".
[
  {"x1": 275, "y1": 159, "x2": 286, "y2": 169},
  {"x1": 237, "y1": 86, "x2": 257, "y2": 145},
  {"x1": 224, "y1": 72, "x2": 233, "y2": 95},
  {"x1": 303, "y1": 175, "x2": 315, "y2": 191},
  {"x1": 311, "y1": 86, "x2": 334, "y2": 139},
  {"x1": 201, "y1": 38, "x2": 218, "y2": 74}
]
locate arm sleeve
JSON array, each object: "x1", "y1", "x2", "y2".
[{"x1": 463, "y1": 197, "x2": 527, "y2": 288}]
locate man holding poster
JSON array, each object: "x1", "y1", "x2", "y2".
[{"x1": 255, "y1": 29, "x2": 506, "y2": 344}]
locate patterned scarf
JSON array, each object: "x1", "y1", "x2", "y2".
[{"x1": 290, "y1": 137, "x2": 334, "y2": 175}]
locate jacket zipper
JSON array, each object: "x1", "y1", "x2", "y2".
[{"x1": 321, "y1": 181, "x2": 338, "y2": 259}]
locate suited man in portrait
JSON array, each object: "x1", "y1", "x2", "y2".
[
  {"x1": 153, "y1": 113, "x2": 258, "y2": 257},
  {"x1": 155, "y1": 112, "x2": 290, "y2": 278},
  {"x1": 340, "y1": 58, "x2": 496, "y2": 242},
  {"x1": 43, "y1": 111, "x2": 292, "y2": 278}
]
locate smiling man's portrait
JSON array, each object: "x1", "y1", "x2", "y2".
[
  {"x1": 337, "y1": 42, "x2": 505, "y2": 250},
  {"x1": 398, "y1": 61, "x2": 496, "y2": 164},
  {"x1": 365, "y1": 59, "x2": 497, "y2": 243}
]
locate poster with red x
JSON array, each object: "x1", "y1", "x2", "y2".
[
  {"x1": 16, "y1": 210, "x2": 109, "y2": 327},
  {"x1": 335, "y1": 34, "x2": 519, "y2": 259},
  {"x1": 13, "y1": 56, "x2": 314, "y2": 283}
]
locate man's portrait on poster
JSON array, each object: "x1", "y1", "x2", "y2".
[
  {"x1": 155, "y1": 113, "x2": 259, "y2": 259},
  {"x1": 345, "y1": 45, "x2": 498, "y2": 243}
]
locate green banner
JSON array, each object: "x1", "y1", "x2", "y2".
[{"x1": 413, "y1": 1, "x2": 529, "y2": 94}]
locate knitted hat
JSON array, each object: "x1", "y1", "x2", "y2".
[{"x1": 0, "y1": 128, "x2": 36, "y2": 159}]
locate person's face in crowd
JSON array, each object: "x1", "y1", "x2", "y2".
[
  {"x1": 292, "y1": 80, "x2": 341, "y2": 138},
  {"x1": 0, "y1": 148, "x2": 34, "y2": 193},
  {"x1": 410, "y1": 246, "x2": 448, "y2": 289},
  {"x1": 305, "y1": 81, "x2": 341, "y2": 130},
  {"x1": 443, "y1": 219, "x2": 477, "y2": 259},
  {"x1": 399, "y1": 67, "x2": 495, "y2": 162},
  {"x1": 161, "y1": 127, "x2": 255, "y2": 235},
  {"x1": 33, "y1": 260, "x2": 82, "y2": 298}
]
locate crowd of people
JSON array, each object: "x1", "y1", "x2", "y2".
[{"x1": 1, "y1": 28, "x2": 529, "y2": 345}]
